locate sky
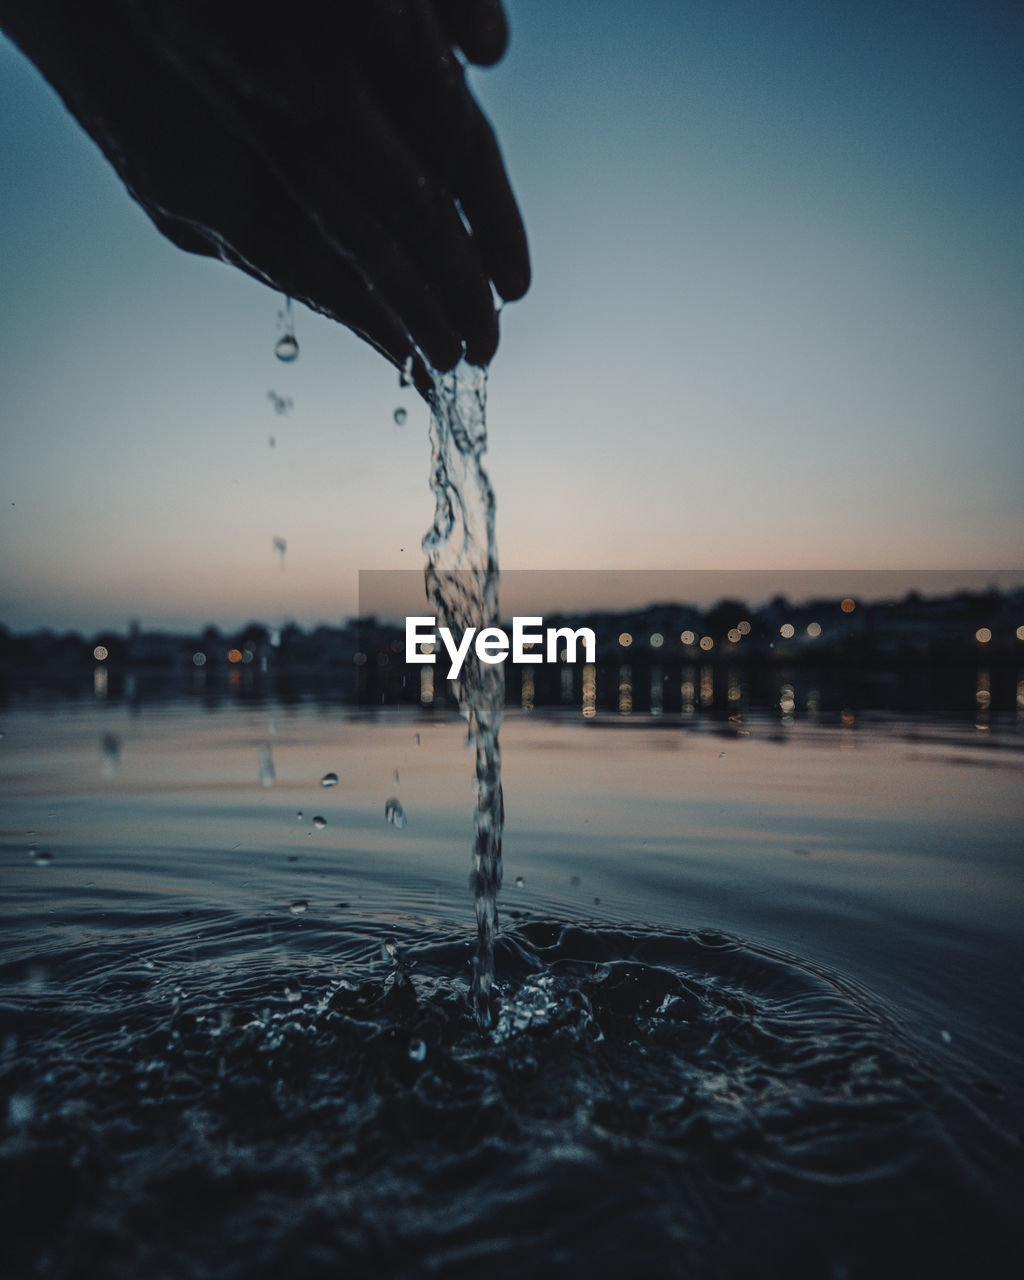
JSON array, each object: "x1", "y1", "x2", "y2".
[{"x1": 1, "y1": 0, "x2": 1022, "y2": 633}]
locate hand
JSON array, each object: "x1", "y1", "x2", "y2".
[{"x1": 0, "y1": 0, "x2": 530, "y2": 391}]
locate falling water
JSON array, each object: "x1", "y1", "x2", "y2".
[{"x1": 421, "y1": 362, "x2": 504, "y2": 1027}]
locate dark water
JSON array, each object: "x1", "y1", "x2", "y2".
[{"x1": 2, "y1": 704, "x2": 1022, "y2": 1278}]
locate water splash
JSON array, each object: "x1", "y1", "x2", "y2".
[
  {"x1": 393, "y1": 406, "x2": 408, "y2": 426},
  {"x1": 421, "y1": 362, "x2": 503, "y2": 1028}
]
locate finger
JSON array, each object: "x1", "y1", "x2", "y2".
[
  {"x1": 447, "y1": 104, "x2": 531, "y2": 302},
  {"x1": 432, "y1": 0, "x2": 509, "y2": 66},
  {"x1": 354, "y1": 2, "x2": 530, "y2": 304},
  {"x1": 328, "y1": 55, "x2": 501, "y2": 365}
]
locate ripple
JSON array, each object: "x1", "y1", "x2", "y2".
[{"x1": 2, "y1": 920, "x2": 1020, "y2": 1279}]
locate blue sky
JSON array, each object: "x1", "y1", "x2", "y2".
[{"x1": 1, "y1": 0, "x2": 1022, "y2": 632}]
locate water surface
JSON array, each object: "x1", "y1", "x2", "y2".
[{"x1": 2, "y1": 702, "x2": 1021, "y2": 1278}]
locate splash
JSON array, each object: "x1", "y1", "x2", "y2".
[{"x1": 421, "y1": 363, "x2": 504, "y2": 1028}]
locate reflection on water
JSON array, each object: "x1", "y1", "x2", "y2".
[
  {"x1": 0, "y1": 703, "x2": 1022, "y2": 1275},
  {"x1": 617, "y1": 663, "x2": 632, "y2": 715}
]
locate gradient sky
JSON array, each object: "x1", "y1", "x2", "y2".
[{"x1": 2, "y1": 0, "x2": 1022, "y2": 633}]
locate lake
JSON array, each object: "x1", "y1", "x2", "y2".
[{"x1": 2, "y1": 697, "x2": 1022, "y2": 1278}]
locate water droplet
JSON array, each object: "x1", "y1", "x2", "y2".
[
  {"x1": 413, "y1": 733, "x2": 421, "y2": 746},
  {"x1": 32, "y1": 850, "x2": 54, "y2": 867},
  {"x1": 259, "y1": 744, "x2": 276, "y2": 788},
  {"x1": 393, "y1": 406, "x2": 407, "y2": 426},
  {"x1": 392, "y1": 769, "x2": 400, "y2": 784},
  {"x1": 940, "y1": 1029, "x2": 953, "y2": 1044},
  {"x1": 290, "y1": 900, "x2": 308, "y2": 915},
  {"x1": 385, "y1": 797, "x2": 407, "y2": 829},
  {"x1": 296, "y1": 810, "x2": 303, "y2": 821},
  {"x1": 570, "y1": 875, "x2": 581, "y2": 887},
  {"x1": 400, "y1": 355, "x2": 414, "y2": 387},
  {"x1": 320, "y1": 772, "x2": 339, "y2": 788},
  {"x1": 312, "y1": 816, "x2": 326, "y2": 830},
  {"x1": 408, "y1": 1038, "x2": 427, "y2": 1063},
  {"x1": 514, "y1": 875, "x2": 525, "y2": 888},
  {"x1": 269, "y1": 435, "x2": 276, "y2": 448},
  {"x1": 273, "y1": 535, "x2": 287, "y2": 566},
  {"x1": 274, "y1": 333, "x2": 299, "y2": 362}
]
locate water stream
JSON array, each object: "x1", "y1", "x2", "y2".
[{"x1": 420, "y1": 362, "x2": 504, "y2": 1027}]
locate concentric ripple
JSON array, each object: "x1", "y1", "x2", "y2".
[{"x1": 2, "y1": 919, "x2": 1021, "y2": 1279}]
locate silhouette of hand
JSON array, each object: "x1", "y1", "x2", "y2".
[{"x1": 0, "y1": 0, "x2": 530, "y2": 390}]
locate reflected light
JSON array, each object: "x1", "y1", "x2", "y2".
[
  {"x1": 780, "y1": 623, "x2": 795, "y2": 639},
  {"x1": 521, "y1": 667, "x2": 535, "y2": 711},
  {"x1": 840, "y1": 598, "x2": 856, "y2": 613},
  {"x1": 1017, "y1": 626, "x2": 1024, "y2": 642},
  {"x1": 650, "y1": 633, "x2": 664, "y2": 648},
  {"x1": 737, "y1": 620, "x2": 751, "y2": 636},
  {"x1": 975, "y1": 628, "x2": 992, "y2": 644},
  {"x1": 618, "y1": 665, "x2": 633, "y2": 715},
  {"x1": 726, "y1": 628, "x2": 741, "y2": 643},
  {"x1": 582, "y1": 664, "x2": 596, "y2": 718},
  {"x1": 420, "y1": 665, "x2": 434, "y2": 705},
  {"x1": 650, "y1": 665, "x2": 663, "y2": 715},
  {"x1": 92, "y1": 645, "x2": 108, "y2": 661},
  {"x1": 680, "y1": 630, "x2": 696, "y2": 646},
  {"x1": 806, "y1": 622, "x2": 822, "y2": 638},
  {"x1": 618, "y1": 632, "x2": 633, "y2": 648},
  {"x1": 192, "y1": 652, "x2": 206, "y2": 667},
  {"x1": 699, "y1": 636, "x2": 713, "y2": 652},
  {"x1": 227, "y1": 648, "x2": 243, "y2": 664}
]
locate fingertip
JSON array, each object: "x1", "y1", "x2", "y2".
[
  {"x1": 462, "y1": 301, "x2": 499, "y2": 367},
  {"x1": 436, "y1": 0, "x2": 509, "y2": 67},
  {"x1": 494, "y1": 252, "x2": 530, "y2": 303},
  {"x1": 462, "y1": 2, "x2": 508, "y2": 67}
]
